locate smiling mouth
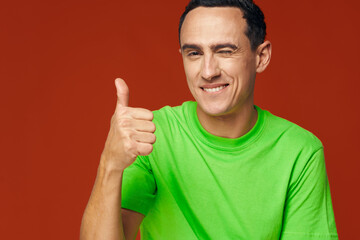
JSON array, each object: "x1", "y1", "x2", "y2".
[{"x1": 201, "y1": 84, "x2": 229, "y2": 93}]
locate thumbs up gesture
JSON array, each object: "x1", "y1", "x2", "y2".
[{"x1": 101, "y1": 78, "x2": 156, "y2": 170}]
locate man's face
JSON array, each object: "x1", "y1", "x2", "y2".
[{"x1": 180, "y1": 7, "x2": 258, "y2": 117}]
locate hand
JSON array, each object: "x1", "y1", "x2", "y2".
[{"x1": 101, "y1": 78, "x2": 156, "y2": 170}]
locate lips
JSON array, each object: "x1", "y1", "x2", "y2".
[{"x1": 200, "y1": 83, "x2": 229, "y2": 93}]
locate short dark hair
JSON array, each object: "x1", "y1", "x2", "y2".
[{"x1": 178, "y1": 0, "x2": 266, "y2": 51}]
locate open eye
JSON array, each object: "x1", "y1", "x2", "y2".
[{"x1": 187, "y1": 51, "x2": 201, "y2": 56}]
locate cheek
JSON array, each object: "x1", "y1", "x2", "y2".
[
  {"x1": 183, "y1": 64, "x2": 196, "y2": 95},
  {"x1": 223, "y1": 57, "x2": 256, "y2": 81},
  {"x1": 183, "y1": 61, "x2": 199, "y2": 86},
  {"x1": 221, "y1": 60, "x2": 244, "y2": 82}
]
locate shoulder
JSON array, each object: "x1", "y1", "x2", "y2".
[
  {"x1": 152, "y1": 101, "x2": 194, "y2": 126},
  {"x1": 259, "y1": 107, "x2": 327, "y2": 186},
  {"x1": 149, "y1": 102, "x2": 195, "y2": 158},
  {"x1": 260, "y1": 107, "x2": 323, "y2": 152}
]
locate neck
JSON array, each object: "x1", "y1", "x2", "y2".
[{"x1": 196, "y1": 102, "x2": 258, "y2": 139}]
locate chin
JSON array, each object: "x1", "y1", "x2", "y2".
[{"x1": 197, "y1": 101, "x2": 232, "y2": 117}]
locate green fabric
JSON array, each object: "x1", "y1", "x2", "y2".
[{"x1": 121, "y1": 101, "x2": 338, "y2": 240}]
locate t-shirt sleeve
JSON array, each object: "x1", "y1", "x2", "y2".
[
  {"x1": 280, "y1": 148, "x2": 338, "y2": 240},
  {"x1": 121, "y1": 155, "x2": 157, "y2": 216}
]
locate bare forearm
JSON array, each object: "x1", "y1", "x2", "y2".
[
  {"x1": 80, "y1": 78, "x2": 154, "y2": 239},
  {"x1": 80, "y1": 159, "x2": 125, "y2": 240}
]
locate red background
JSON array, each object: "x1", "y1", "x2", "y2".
[{"x1": 1, "y1": 0, "x2": 359, "y2": 239}]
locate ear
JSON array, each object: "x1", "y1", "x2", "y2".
[
  {"x1": 178, "y1": 48, "x2": 182, "y2": 54},
  {"x1": 255, "y1": 40, "x2": 272, "y2": 73}
]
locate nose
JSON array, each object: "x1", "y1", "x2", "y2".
[{"x1": 201, "y1": 54, "x2": 221, "y2": 81}]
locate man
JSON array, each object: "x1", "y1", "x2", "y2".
[{"x1": 80, "y1": 0, "x2": 338, "y2": 239}]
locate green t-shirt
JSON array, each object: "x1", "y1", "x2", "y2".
[{"x1": 122, "y1": 101, "x2": 338, "y2": 239}]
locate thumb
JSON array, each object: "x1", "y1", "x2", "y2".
[{"x1": 115, "y1": 78, "x2": 129, "y2": 107}]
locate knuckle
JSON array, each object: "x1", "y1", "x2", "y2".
[
  {"x1": 123, "y1": 129, "x2": 135, "y2": 141},
  {"x1": 118, "y1": 118, "x2": 131, "y2": 128},
  {"x1": 123, "y1": 139, "x2": 136, "y2": 153}
]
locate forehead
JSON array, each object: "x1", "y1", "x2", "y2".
[{"x1": 180, "y1": 7, "x2": 247, "y2": 46}]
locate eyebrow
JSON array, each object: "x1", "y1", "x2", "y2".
[
  {"x1": 181, "y1": 43, "x2": 238, "y2": 52},
  {"x1": 211, "y1": 43, "x2": 238, "y2": 51},
  {"x1": 181, "y1": 44, "x2": 201, "y2": 51}
]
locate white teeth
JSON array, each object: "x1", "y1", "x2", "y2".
[{"x1": 203, "y1": 85, "x2": 227, "y2": 93}]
